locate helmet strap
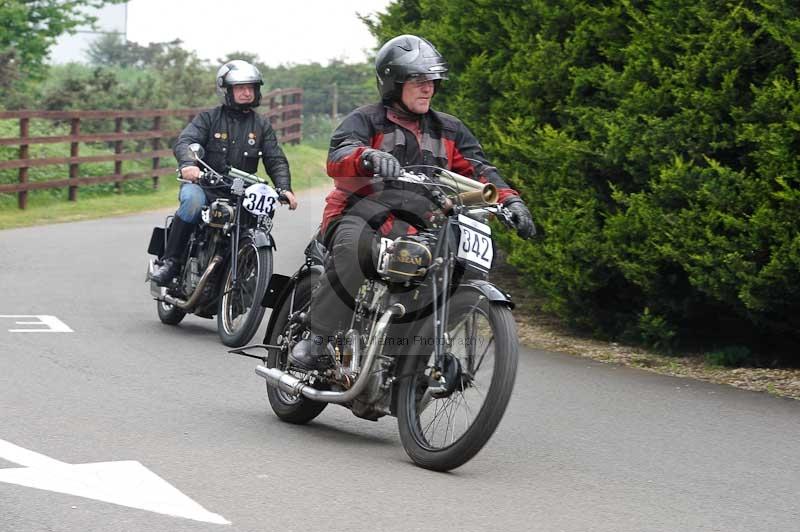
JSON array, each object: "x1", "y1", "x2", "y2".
[{"x1": 394, "y1": 99, "x2": 415, "y2": 116}]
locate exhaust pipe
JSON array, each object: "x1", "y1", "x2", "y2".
[
  {"x1": 155, "y1": 256, "x2": 223, "y2": 311},
  {"x1": 254, "y1": 303, "x2": 406, "y2": 404}
]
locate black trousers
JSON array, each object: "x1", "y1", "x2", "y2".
[{"x1": 306, "y1": 215, "x2": 380, "y2": 334}]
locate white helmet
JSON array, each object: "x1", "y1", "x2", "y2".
[{"x1": 215, "y1": 60, "x2": 263, "y2": 108}]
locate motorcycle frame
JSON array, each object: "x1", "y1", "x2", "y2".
[
  {"x1": 160, "y1": 172, "x2": 276, "y2": 313},
  {"x1": 253, "y1": 172, "x2": 518, "y2": 414},
  {"x1": 260, "y1": 211, "x2": 513, "y2": 398}
]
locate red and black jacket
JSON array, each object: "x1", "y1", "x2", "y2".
[{"x1": 323, "y1": 103, "x2": 520, "y2": 237}]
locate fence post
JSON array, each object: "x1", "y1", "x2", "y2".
[
  {"x1": 18, "y1": 118, "x2": 29, "y2": 210},
  {"x1": 114, "y1": 116, "x2": 123, "y2": 193},
  {"x1": 284, "y1": 92, "x2": 290, "y2": 143},
  {"x1": 295, "y1": 90, "x2": 303, "y2": 144},
  {"x1": 152, "y1": 115, "x2": 162, "y2": 190},
  {"x1": 68, "y1": 118, "x2": 80, "y2": 201}
]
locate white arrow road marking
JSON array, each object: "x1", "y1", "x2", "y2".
[
  {"x1": 0, "y1": 315, "x2": 73, "y2": 333},
  {"x1": 0, "y1": 439, "x2": 230, "y2": 525}
]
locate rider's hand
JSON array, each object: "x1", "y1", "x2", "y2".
[
  {"x1": 180, "y1": 166, "x2": 201, "y2": 182},
  {"x1": 281, "y1": 190, "x2": 299, "y2": 210},
  {"x1": 504, "y1": 197, "x2": 536, "y2": 239},
  {"x1": 360, "y1": 149, "x2": 402, "y2": 179}
]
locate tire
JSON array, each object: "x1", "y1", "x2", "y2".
[
  {"x1": 217, "y1": 237, "x2": 272, "y2": 347},
  {"x1": 265, "y1": 273, "x2": 327, "y2": 424},
  {"x1": 157, "y1": 300, "x2": 186, "y2": 325},
  {"x1": 397, "y1": 290, "x2": 518, "y2": 471}
]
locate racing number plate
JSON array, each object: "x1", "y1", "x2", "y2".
[
  {"x1": 457, "y1": 214, "x2": 493, "y2": 271},
  {"x1": 243, "y1": 183, "x2": 279, "y2": 216}
]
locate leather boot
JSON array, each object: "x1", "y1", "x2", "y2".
[
  {"x1": 151, "y1": 217, "x2": 194, "y2": 286},
  {"x1": 151, "y1": 258, "x2": 180, "y2": 286},
  {"x1": 288, "y1": 330, "x2": 334, "y2": 371}
]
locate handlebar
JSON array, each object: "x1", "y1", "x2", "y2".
[
  {"x1": 177, "y1": 148, "x2": 292, "y2": 207},
  {"x1": 176, "y1": 166, "x2": 263, "y2": 187},
  {"x1": 176, "y1": 167, "x2": 290, "y2": 205},
  {"x1": 371, "y1": 169, "x2": 520, "y2": 232}
]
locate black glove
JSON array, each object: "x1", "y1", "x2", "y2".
[
  {"x1": 504, "y1": 197, "x2": 536, "y2": 239},
  {"x1": 360, "y1": 149, "x2": 402, "y2": 178}
]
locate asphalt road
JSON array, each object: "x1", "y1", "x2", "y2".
[{"x1": 1, "y1": 188, "x2": 798, "y2": 532}]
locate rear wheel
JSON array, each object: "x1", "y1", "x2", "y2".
[
  {"x1": 265, "y1": 273, "x2": 328, "y2": 424},
  {"x1": 156, "y1": 300, "x2": 186, "y2": 325},
  {"x1": 397, "y1": 290, "x2": 518, "y2": 471},
  {"x1": 217, "y1": 237, "x2": 272, "y2": 347}
]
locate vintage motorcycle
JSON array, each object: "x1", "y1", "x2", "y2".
[
  {"x1": 146, "y1": 143, "x2": 283, "y2": 347},
  {"x1": 233, "y1": 167, "x2": 526, "y2": 471}
]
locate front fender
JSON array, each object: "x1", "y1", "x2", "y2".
[
  {"x1": 459, "y1": 279, "x2": 515, "y2": 310},
  {"x1": 252, "y1": 229, "x2": 274, "y2": 249}
]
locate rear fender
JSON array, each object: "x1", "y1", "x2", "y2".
[{"x1": 262, "y1": 265, "x2": 323, "y2": 342}]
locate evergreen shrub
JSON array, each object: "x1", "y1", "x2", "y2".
[{"x1": 373, "y1": 0, "x2": 800, "y2": 359}]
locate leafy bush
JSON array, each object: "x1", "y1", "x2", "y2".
[{"x1": 372, "y1": 0, "x2": 800, "y2": 360}]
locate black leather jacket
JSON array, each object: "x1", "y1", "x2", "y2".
[{"x1": 173, "y1": 105, "x2": 292, "y2": 191}]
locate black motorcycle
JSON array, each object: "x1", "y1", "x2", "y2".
[
  {"x1": 146, "y1": 143, "x2": 283, "y2": 347},
  {"x1": 234, "y1": 167, "x2": 526, "y2": 471}
]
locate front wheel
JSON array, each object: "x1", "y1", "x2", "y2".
[
  {"x1": 217, "y1": 237, "x2": 272, "y2": 347},
  {"x1": 397, "y1": 290, "x2": 518, "y2": 471}
]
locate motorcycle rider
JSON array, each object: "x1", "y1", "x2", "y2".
[
  {"x1": 151, "y1": 59, "x2": 298, "y2": 285},
  {"x1": 288, "y1": 34, "x2": 535, "y2": 370}
]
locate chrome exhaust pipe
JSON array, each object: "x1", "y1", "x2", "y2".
[
  {"x1": 161, "y1": 255, "x2": 223, "y2": 311},
  {"x1": 254, "y1": 303, "x2": 406, "y2": 404}
]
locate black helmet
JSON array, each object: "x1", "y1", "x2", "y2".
[
  {"x1": 216, "y1": 60, "x2": 263, "y2": 109},
  {"x1": 375, "y1": 35, "x2": 449, "y2": 103}
]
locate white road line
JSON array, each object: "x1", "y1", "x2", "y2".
[{"x1": 0, "y1": 315, "x2": 73, "y2": 333}]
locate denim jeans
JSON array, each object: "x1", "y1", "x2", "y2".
[{"x1": 175, "y1": 183, "x2": 207, "y2": 224}]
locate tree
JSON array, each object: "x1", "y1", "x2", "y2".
[{"x1": 0, "y1": 1, "x2": 124, "y2": 77}]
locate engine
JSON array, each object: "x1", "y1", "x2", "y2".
[
  {"x1": 181, "y1": 228, "x2": 220, "y2": 295},
  {"x1": 201, "y1": 199, "x2": 235, "y2": 229},
  {"x1": 377, "y1": 235, "x2": 433, "y2": 284}
]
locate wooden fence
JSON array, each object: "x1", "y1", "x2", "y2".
[{"x1": 0, "y1": 87, "x2": 303, "y2": 209}]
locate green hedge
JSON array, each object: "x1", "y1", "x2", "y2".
[{"x1": 373, "y1": 0, "x2": 800, "y2": 357}]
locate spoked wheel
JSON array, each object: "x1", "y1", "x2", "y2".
[
  {"x1": 265, "y1": 273, "x2": 327, "y2": 424},
  {"x1": 397, "y1": 290, "x2": 518, "y2": 471},
  {"x1": 156, "y1": 299, "x2": 186, "y2": 325},
  {"x1": 217, "y1": 237, "x2": 272, "y2": 347}
]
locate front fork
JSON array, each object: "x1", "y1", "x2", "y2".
[
  {"x1": 227, "y1": 176, "x2": 251, "y2": 292},
  {"x1": 431, "y1": 218, "x2": 454, "y2": 368}
]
